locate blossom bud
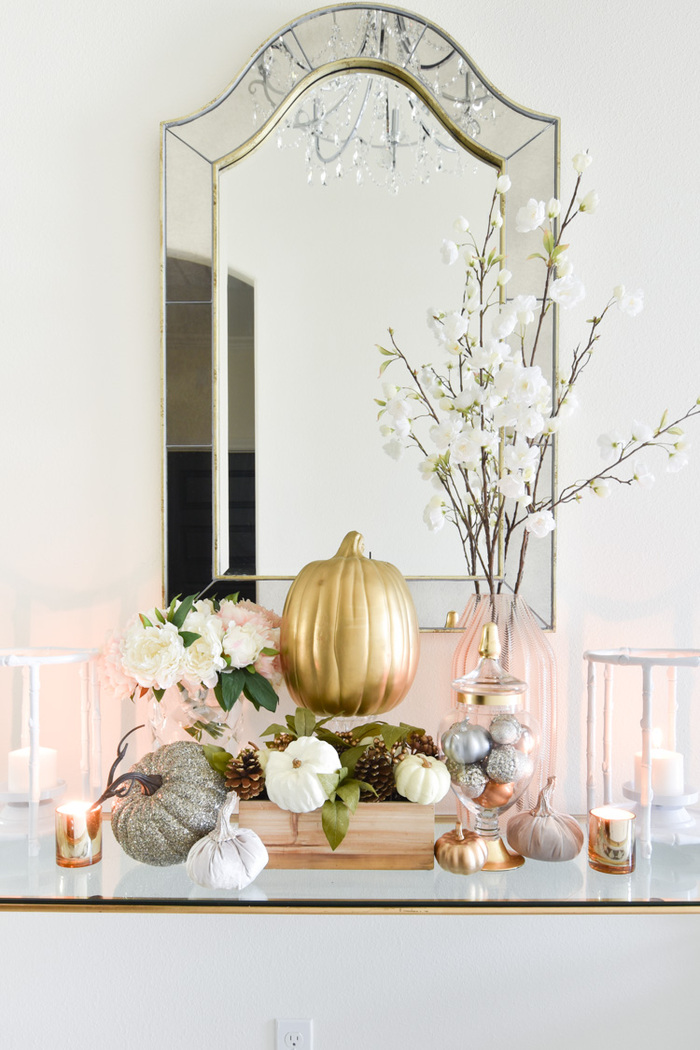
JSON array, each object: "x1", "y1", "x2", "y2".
[
  {"x1": 579, "y1": 190, "x2": 599, "y2": 213},
  {"x1": 495, "y1": 174, "x2": 511, "y2": 193},
  {"x1": 572, "y1": 151, "x2": 592, "y2": 173},
  {"x1": 491, "y1": 211, "x2": 504, "y2": 228},
  {"x1": 547, "y1": 197, "x2": 561, "y2": 219},
  {"x1": 497, "y1": 269, "x2": 512, "y2": 287},
  {"x1": 454, "y1": 215, "x2": 470, "y2": 233}
]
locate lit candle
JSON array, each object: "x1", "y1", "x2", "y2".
[
  {"x1": 7, "y1": 746, "x2": 58, "y2": 794},
  {"x1": 634, "y1": 747, "x2": 684, "y2": 797},
  {"x1": 55, "y1": 801, "x2": 102, "y2": 868},
  {"x1": 588, "y1": 805, "x2": 636, "y2": 874}
]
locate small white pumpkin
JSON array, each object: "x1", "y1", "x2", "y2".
[
  {"x1": 506, "y1": 776, "x2": 584, "y2": 862},
  {"x1": 395, "y1": 754, "x2": 451, "y2": 805},
  {"x1": 186, "y1": 794, "x2": 269, "y2": 890},
  {"x1": 264, "y1": 736, "x2": 341, "y2": 813}
]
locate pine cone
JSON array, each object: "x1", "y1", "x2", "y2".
[
  {"x1": 225, "y1": 747, "x2": 266, "y2": 800},
  {"x1": 354, "y1": 740, "x2": 396, "y2": 802},
  {"x1": 406, "y1": 731, "x2": 439, "y2": 759},
  {"x1": 265, "y1": 732, "x2": 295, "y2": 752}
]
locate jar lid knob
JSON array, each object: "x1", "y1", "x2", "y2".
[{"x1": 479, "y1": 622, "x2": 501, "y2": 660}]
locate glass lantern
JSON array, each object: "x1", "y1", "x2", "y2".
[{"x1": 441, "y1": 622, "x2": 540, "y2": 870}]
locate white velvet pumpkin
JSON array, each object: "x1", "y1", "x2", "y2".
[
  {"x1": 506, "y1": 776, "x2": 584, "y2": 862},
  {"x1": 394, "y1": 754, "x2": 451, "y2": 805},
  {"x1": 186, "y1": 794, "x2": 269, "y2": 890},
  {"x1": 264, "y1": 736, "x2": 341, "y2": 812}
]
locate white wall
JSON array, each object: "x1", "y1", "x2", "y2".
[{"x1": 2, "y1": 1, "x2": 700, "y2": 1046}]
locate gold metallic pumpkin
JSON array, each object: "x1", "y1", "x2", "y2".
[
  {"x1": 280, "y1": 531, "x2": 420, "y2": 716},
  {"x1": 434, "y1": 821, "x2": 488, "y2": 875}
]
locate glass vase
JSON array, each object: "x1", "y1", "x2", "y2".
[
  {"x1": 451, "y1": 594, "x2": 556, "y2": 813},
  {"x1": 148, "y1": 685, "x2": 244, "y2": 751}
]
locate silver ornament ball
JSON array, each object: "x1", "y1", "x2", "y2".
[
  {"x1": 442, "y1": 722, "x2": 493, "y2": 765},
  {"x1": 489, "y1": 713, "x2": 523, "y2": 746}
]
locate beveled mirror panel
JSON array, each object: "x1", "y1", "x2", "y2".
[{"x1": 162, "y1": 4, "x2": 560, "y2": 627}]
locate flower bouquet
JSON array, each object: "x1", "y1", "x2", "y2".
[
  {"x1": 99, "y1": 594, "x2": 281, "y2": 744},
  {"x1": 377, "y1": 154, "x2": 699, "y2": 595}
]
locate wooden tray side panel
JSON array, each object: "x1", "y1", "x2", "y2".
[{"x1": 238, "y1": 801, "x2": 435, "y2": 870}]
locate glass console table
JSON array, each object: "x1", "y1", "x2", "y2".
[{"x1": 2, "y1": 817, "x2": 700, "y2": 913}]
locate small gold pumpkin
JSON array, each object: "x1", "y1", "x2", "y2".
[
  {"x1": 280, "y1": 531, "x2": 420, "y2": 716},
  {"x1": 434, "y1": 821, "x2": 488, "y2": 875}
]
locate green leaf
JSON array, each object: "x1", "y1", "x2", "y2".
[
  {"x1": 315, "y1": 727, "x2": 352, "y2": 751},
  {"x1": 261, "y1": 722, "x2": 291, "y2": 738},
  {"x1": 336, "y1": 780, "x2": 360, "y2": 814},
  {"x1": 242, "y1": 671, "x2": 279, "y2": 713},
  {"x1": 543, "y1": 229, "x2": 555, "y2": 255},
  {"x1": 154, "y1": 607, "x2": 166, "y2": 624},
  {"x1": 152, "y1": 687, "x2": 165, "y2": 702},
  {"x1": 166, "y1": 595, "x2": 180, "y2": 622},
  {"x1": 179, "y1": 631, "x2": 201, "y2": 649},
  {"x1": 215, "y1": 668, "x2": 245, "y2": 712},
  {"x1": 321, "y1": 798, "x2": 350, "y2": 851},
  {"x1": 355, "y1": 722, "x2": 386, "y2": 740},
  {"x1": 170, "y1": 594, "x2": 196, "y2": 629},
  {"x1": 380, "y1": 725, "x2": 408, "y2": 750},
  {"x1": 139, "y1": 613, "x2": 153, "y2": 629},
  {"x1": 526, "y1": 252, "x2": 547, "y2": 262},
  {"x1": 223, "y1": 592, "x2": 240, "y2": 603},
  {"x1": 260, "y1": 647, "x2": 279, "y2": 657},
  {"x1": 353, "y1": 779, "x2": 377, "y2": 798},
  {"x1": 294, "y1": 707, "x2": 317, "y2": 738},
  {"x1": 316, "y1": 771, "x2": 341, "y2": 798},
  {"x1": 668, "y1": 426, "x2": 684, "y2": 436},
  {"x1": 337, "y1": 743, "x2": 371, "y2": 776},
  {"x1": 202, "y1": 744, "x2": 232, "y2": 776}
]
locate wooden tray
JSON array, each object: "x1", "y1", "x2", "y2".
[{"x1": 238, "y1": 800, "x2": 435, "y2": 870}]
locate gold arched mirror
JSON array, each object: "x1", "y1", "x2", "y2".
[{"x1": 162, "y1": 4, "x2": 559, "y2": 628}]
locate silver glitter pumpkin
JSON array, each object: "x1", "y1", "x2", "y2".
[
  {"x1": 111, "y1": 741, "x2": 227, "y2": 866},
  {"x1": 441, "y1": 721, "x2": 492, "y2": 765}
]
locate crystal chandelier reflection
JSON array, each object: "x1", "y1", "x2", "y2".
[{"x1": 250, "y1": 10, "x2": 495, "y2": 192}]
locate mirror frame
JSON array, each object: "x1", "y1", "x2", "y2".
[{"x1": 161, "y1": 4, "x2": 561, "y2": 627}]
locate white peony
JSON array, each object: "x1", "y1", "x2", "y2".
[
  {"x1": 181, "y1": 611, "x2": 226, "y2": 689},
  {"x1": 515, "y1": 198, "x2": 546, "y2": 233},
  {"x1": 121, "y1": 621, "x2": 185, "y2": 690},
  {"x1": 524, "y1": 510, "x2": 556, "y2": 537},
  {"x1": 223, "y1": 622, "x2": 269, "y2": 669}
]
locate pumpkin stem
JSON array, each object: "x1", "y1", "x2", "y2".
[
  {"x1": 532, "y1": 775, "x2": 557, "y2": 817},
  {"x1": 92, "y1": 724, "x2": 163, "y2": 808},
  {"x1": 292, "y1": 758, "x2": 302, "y2": 769},
  {"x1": 336, "y1": 531, "x2": 366, "y2": 558},
  {"x1": 421, "y1": 757, "x2": 431, "y2": 769},
  {"x1": 455, "y1": 821, "x2": 464, "y2": 841}
]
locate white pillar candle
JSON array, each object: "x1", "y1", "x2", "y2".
[
  {"x1": 7, "y1": 747, "x2": 58, "y2": 794},
  {"x1": 634, "y1": 748, "x2": 684, "y2": 797}
]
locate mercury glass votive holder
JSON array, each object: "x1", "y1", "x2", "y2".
[
  {"x1": 55, "y1": 801, "x2": 102, "y2": 868},
  {"x1": 588, "y1": 805, "x2": 636, "y2": 874}
]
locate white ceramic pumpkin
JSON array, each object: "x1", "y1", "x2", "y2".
[
  {"x1": 264, "y1": 736, "x2": 341, "y2": 813},
  {"x1": 394, "y1": 754, "x2": 451, "y2": 805}
]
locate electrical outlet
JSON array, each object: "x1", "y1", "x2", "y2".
[{"x1": 276, "y1": 1019, "x2": 313, "y2": 1050}]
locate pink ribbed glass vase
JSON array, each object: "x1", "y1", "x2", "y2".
[{"x1": 451, "y1": 594, "x2": 556, "y2": 812}]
